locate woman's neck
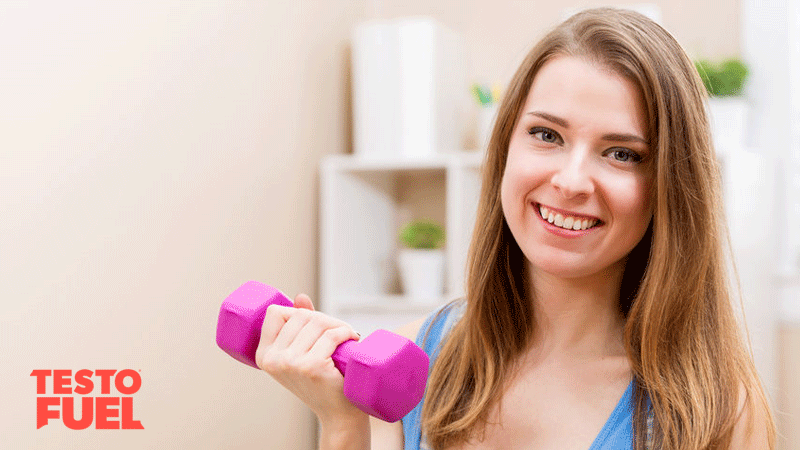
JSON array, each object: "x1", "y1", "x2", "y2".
[{"x1": 527, "y1": 261, "x2": 627, "y2": 362}]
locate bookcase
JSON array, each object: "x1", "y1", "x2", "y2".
[{"x1": 319, "y1": 152, "x2": 483, "y2": 335}]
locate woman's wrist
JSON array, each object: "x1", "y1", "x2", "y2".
[{"x1": 317, "y1": 412, "x2": 370, "y2": 450}]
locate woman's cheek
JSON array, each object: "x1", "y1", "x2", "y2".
[
  {"x1": 501, "y1": 166, "x2": 527, "y2": 212},
  {"x1": 607, "y1": 175, "x2": 652, "y2": 221}
]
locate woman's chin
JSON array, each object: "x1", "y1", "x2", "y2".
[{"x1": 526, "y1": 254, "x2": 626, "y2": 281}]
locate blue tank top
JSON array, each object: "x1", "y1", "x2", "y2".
[{"x1": 402, "y1": 301, "x2": 643, "y2": 450}]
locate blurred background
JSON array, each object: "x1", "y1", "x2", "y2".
[{"x1": 1, "y1": 0, "x2": 798, "y2": 448}]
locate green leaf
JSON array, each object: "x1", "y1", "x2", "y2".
[
  {"x1": 694, "y1": 58, "x2": 749, "y2": 97},
  {"x1": 399, "y1": 221, "x2": 445, "y2": 249}
]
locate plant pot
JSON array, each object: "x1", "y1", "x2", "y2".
[
  {"x1": 708, "y1": 97, "x2": 748, "y2": 152},
  {"x1": 397, "y1": 249, "x2": 444, "y2": 302}
]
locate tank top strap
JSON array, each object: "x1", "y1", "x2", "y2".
[{"x1": 402, "y1": 300, "x2": 466, "y2": 450}]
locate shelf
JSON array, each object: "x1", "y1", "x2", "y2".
[
  {"x1": 332, "y1": 294, "x2": 453, "y2": 315},
  {"x1": 319, "y1": 151, "x2": 483, "y2": 331},
  {"x1": 322, "y1": 151, "x2": 484, "y2": 173}
]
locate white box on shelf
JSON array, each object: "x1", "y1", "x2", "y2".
[
  {"x1": 708, "y1": 97, "x2": 748, "y2": 155},
  {"x1": 351, "y1": 17, "x2": 467, "y2": 160}
]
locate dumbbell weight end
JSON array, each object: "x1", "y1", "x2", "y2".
[{"x1": 216, "y1": 281, "x2": 292, "y2": 369}]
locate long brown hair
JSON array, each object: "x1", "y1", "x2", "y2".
[{"x1": 422, "y1": 8, "x2": 775, "y2": 449}]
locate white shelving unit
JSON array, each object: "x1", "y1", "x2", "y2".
[
  {"x1": 319, "y1": 152, "x2": 483, "y2": 335},
  {"x1": 717, "y1": 147, "x2": 780, "y2": 401}
]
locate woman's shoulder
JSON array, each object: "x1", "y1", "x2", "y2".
[
  {"x1": 370, "y1": 302, "x2": 465, "y2": 450},
  {"x1": 393, "y1": 316, "x2": 429, "y2": 341},
  {"x1": 727, "y1": 382, "x2": 774, "y2": 449},
  {"x1": 394, "y1": 299, "x2": 466, "y2": 349}
]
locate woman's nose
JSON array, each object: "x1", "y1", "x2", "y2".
[{"x1": 549, "y1": 150, "x2": 595, "y2": 199}]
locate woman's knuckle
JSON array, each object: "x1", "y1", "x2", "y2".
[
  {"x1": 321, "y1": 327, "x2": 337, "y2": 340},
  {"x1": 256, "y1": 350, "x2": 274, "y2": 372},
  {"x1": 257, "y1": 349, "x2": 288, "y2": 373},
  {"x1": 264, "y1": 303, "x2": 285, "y2": 319},
  {"x1": 307, "y1": 310, "x2": 332, "y2": 326},
  {"x1": 294, "y1": 307, "x2": 312, "y2": 319},
  {"x1": 310, "y1": 320, "x2": 329, "y2": 336},
  {"x1": 322, "y1": 326, "x2": 345, "y2": 343}
]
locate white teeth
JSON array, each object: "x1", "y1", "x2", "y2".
[{"x1": 538, "y1": 204, "x2": 598, "y2": 231}]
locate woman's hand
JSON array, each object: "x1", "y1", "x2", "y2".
[{"x1": 254, "y1": 293, "x2": 366, "y2": 426}]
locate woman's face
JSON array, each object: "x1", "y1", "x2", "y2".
[{"x1": 500, "y1": 55, "x2": 653, "y2": 280}]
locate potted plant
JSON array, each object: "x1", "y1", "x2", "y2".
[
  {"x1": 695, "y1": 58, "x2": 749, "y2": 151},
  {"x1": 397, "y1": 220, "x2": 446, "y2": 302}
]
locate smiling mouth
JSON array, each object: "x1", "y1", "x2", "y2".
[{"x1": 535, "y1": 203, "x2": 603, "y2": 231}]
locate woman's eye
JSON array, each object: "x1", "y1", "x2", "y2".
[
  {"x1": 609, "y1": 148, "x2": 643, "y2": 163},
  {"x1": 528, "y1": 127, "x2": 561, "y2": 144}
]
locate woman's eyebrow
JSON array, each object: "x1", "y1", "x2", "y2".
[
  {"x1": 602, "y1": 133, "x2": 649, "y2": 145},
  {"x1": 526, "y1": 111, "x2": 568, "y2": 128},
  {"x1": 526, "y1": 110, "x2": 648, "y2": 145}
]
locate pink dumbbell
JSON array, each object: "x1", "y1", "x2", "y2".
[{"x1": 216, "y1": 281, "x2": 430, "y2": 423}]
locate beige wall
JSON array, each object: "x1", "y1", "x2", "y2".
[
  {"x1": 364, "y1": 0, "x2": 740, "y2": 92},
  {"x1": 361, "y1": 0, "x2": 741, "y2": 149},
  {"x1": 1, "y1": 1, "x2": 361, "y2": 448},
  {"x1": 779, "y1": 323, "x2": 800, "y2": 450},
  {"x1": 1, "y1": 1, "x2": 747, "y2": 449}
]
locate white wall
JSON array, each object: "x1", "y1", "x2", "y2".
[{"x1": 742, "y1": 1, "x2": 800, "y2": 447}]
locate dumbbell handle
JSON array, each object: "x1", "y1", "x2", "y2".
[
  {"x1": 215, "y1": 282, "x2": 356, "y2": 372},
  {"x1": 216, "y1": 281, "x2": 429, "y2": 422}
]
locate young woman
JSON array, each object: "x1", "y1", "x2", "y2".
[{"x1": 256, "y1": 8, "x2": 776, "y2": 450}]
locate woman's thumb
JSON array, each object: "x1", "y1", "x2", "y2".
[{"x1": 293, "y1": 293, "x2": 315, "y2": 311}]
